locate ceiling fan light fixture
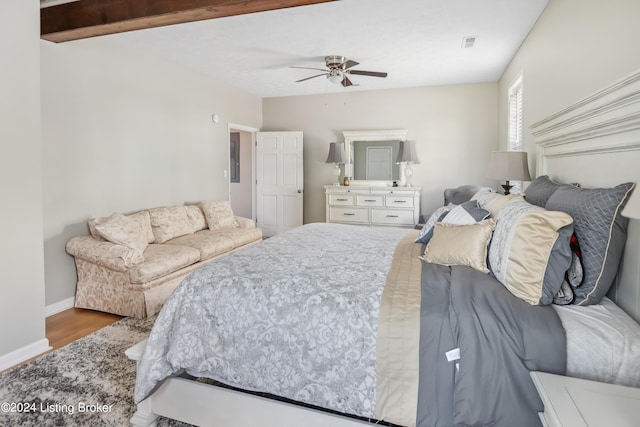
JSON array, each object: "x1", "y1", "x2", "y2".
[{"x1": 328, "y1": 74, "x2": 343, "y2": 84}]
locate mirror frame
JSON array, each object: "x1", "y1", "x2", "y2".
[{"x1": 343, "y1": 129, "x2": 408, "y2": 186}]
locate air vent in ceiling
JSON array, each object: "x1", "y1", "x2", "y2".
[{"x1": 461, "y1": 36, "x2": 476, "y2": 48}]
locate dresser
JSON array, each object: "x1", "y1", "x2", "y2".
[
  {"x1": 530, "y1": 371, "x2": 640, "y2": 427},
  {"x1": 324, "y1": 185, "x2": 421, "y2": 228}
]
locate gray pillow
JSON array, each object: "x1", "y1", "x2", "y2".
[
  {"x1": 415, "y1": 206, "x2": 451, "y2": 244},
  {"x1": 415, "y1": 201, "x2": 490, "y2": 245},
  {"x1": 524, "y1": 175, "x2": 564, "y2": 207},
  {"x1": 443, "y1": 185, "x2": 494, "y2": 205},
  {"x1": 545, "y1": 182, "x2": 635, "y2": 305}
]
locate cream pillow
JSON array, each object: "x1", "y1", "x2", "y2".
[
  {"x1": 89, "y1": 211, "x2": 154, "y2": 243},
  {"x1": 421, "y1": 219, "x2": 496, "y2": 274},
  {"x1": 184, "y1": 205, "x2": 208, "y2": 231},
  {"x1": 94, "y1": 213, "x2": 150, "y2": 258},
  {"x1": 148, "y1": 206, "x2": 194, "y2": 244},
  {"x1": 199, "y1": 200, "x2": 237, "y2": 229}
]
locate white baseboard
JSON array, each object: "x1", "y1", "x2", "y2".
[
  {"x1": 45, "y1": 296, "x2": 75, "y2": 317},
  {"x1": 0, "y1": 339, "x2": 51, "y2": 372}
]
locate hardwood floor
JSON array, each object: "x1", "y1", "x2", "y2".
[
  {"x1": 46, "y1": 308, "x2": 123, "y2": 350},
  {"x1": 1, "y1": 308, "x2": 122, "y2": 374}
]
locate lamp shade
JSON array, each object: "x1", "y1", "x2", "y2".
[
  {"x1": 395, "y1": 140, "x2": 420, "y2": 164},
  {"x1": 621, "y1": 187, "x2": 640, "y2": 219},
  {"x1": 325, "y1": 142, "x2": 345, "y2": 164},
  {"x1": 487, "y1": 151, "x2": 532, "y2": 181}
]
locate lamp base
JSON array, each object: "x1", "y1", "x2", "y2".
[
  {"x1": 332, "y1": 163, "x2": 341, "y2": 186},
  {"x1": 501, "y1": 180, "x2": 513, "y2": 195}
]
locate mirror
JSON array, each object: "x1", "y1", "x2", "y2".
[{"x1": 343, "y1": 130, "x2": 408, "y2": 186}]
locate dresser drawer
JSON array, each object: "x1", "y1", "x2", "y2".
[
  {"x1": 371, "y1": 209, "x2": 414, "y2": 225},
  {"x1": 385, "y1": 195, "x2": 414, "y2": 208},
  {"x1": 356, "y1": 195, "x2": 384, "y2": 207},
  {"x1": 329, "y1": 194, "x2": 355, "y2": 206},
  {"x1": 329, "y1": 207, "x2": 369, "y2": 223}
]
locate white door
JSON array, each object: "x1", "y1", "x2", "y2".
[{"x1": 256, "y1": 131, "x2": 304, "y2": 236}]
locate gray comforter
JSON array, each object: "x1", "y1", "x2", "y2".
[
  {"x1": 417, "y1": 262, "x2": 566, "y2": 427},
  {"x1": 134, "y1": 223, "x2": 567, "y2": 427}
]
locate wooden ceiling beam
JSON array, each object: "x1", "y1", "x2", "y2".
[{"x1": 41, "y1": 0, "x2": 338, "y2": 43}]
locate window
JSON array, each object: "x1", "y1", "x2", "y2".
[{"x1": 508, "y1": 74, "x2": 524, "y2": 193}]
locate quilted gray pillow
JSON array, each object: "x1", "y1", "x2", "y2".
[
  {"x1": 545, "y1": 182, "x2": 635, "y2": 305},
  {"x1": 524, "y1": 175, "x2": 564, "y2": 207}
]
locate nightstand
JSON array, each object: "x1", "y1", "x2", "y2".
[{"x1": 530, "y1": 371, "x2": 640, "y2": 427}]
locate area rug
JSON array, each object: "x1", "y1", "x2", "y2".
[{"x1": 0, "y1": 315, "x2": 188, "y2": 427}]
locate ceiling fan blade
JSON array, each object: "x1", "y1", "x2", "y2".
[
  {"x1": 290, "y1": 66, "x2": 328, "y2": 72},
  {"x1": 348, "y1": 70, "x2": 388, "y2": 78},
  {"x1": 295, "y1": 73, "x2": 327, "y2": 83},
  {"x1": 340, "y1": 59, "x2": 360, "y2": 70},
  {"x1": 341, "y1": 75, "x2": 354, "y2": 87}
]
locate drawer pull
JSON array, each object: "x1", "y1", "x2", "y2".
[
  {"x1": 393, "y1": 200, "x2": 407, "y2": 203},
  {"x1": 343, "y1": 213, "x2": 356, "y2": 216},
  {"x1": 336, "y1": 198, "x2": 349, "y2": 201},
  {"x1": 386, "y1": 215, "x2": 399, "y2": 218},
  {"x1": 364, "y1": 199, "x2": 376, "y2": 202}
]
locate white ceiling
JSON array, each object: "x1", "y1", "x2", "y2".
[{"x1": 100, "y1": 0, "x2": 548, "y2": 98}]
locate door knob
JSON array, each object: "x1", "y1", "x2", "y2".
[{"x1": 297, "y1": 189, "x2": 303, "y2": 193}]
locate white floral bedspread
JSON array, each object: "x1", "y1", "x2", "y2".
[{"x1": 134, "y1": 222, "x2": 410, "y2": 418}]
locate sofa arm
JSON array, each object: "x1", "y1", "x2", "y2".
[
  {"x1": 234, "y1": 216, "x2": 256, "y2": 228},
  {"x1": 66, "y1": 236, "x2": 144, "y2": 271}
]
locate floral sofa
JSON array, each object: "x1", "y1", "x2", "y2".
[{"x1": 66, "y1": 201, "x2": 262, "y2": 318}]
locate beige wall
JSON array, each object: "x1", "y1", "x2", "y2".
[
  {"x1": 40, "y1": 38, "x2": 262, "y2": 306},
  {"x1": 0, "y1": 1, "x2": 47, "y2": 360},
  {"x1": 263, "y1": 83, "x2": 498, "y2": 223},
  {"x1": 499, "y1": 0, "x2": 640, "y2": 172}
]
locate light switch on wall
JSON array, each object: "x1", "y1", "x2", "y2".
[{"x1": 223, "y1": 170, "x2": 228, "y2": 178}]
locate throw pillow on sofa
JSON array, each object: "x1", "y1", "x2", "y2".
[
  {"x1": 94, "y1": 213, "x2": 150, "y2": 258},
  {"x1": 199, "y1": 200, "x2": 237, "y2": 229},
  {"x1": 148, "y1": 206, "x2": 194, "y2": 244},
  {"x1": 89, "y1": 210, "x2": 155, "y2": 244}
]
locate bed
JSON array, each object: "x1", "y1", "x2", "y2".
[{"x1": 128, "y1": 70, "x2": 640, "y2": 427}]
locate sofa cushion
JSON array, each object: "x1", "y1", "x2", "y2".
[
  {"x1": 94, "y1": 213, "x2": 151, "y2": 257},
  {"x1": 129, "y1": 244, "x2": 200, "y2": 284},
  {"x1": 184, "y1": 205, "x2": 208, "y2": 231},
  {"x1": 89, "y1": 211, "x2": 154, "y2": 244},
  {"x1": 148, "y1": 206, "x2": 194, "y2": 244},
  {"x1": 199, "y1": 200, "x2": 237, "y2": 229},
  {"x1": 198, "y1": 227, "x2": 263, "y2": 249},
  {"x1": 165, "y1": 233, "x2": 235, "y2": 260}
]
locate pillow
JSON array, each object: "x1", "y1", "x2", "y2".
[
  {"x1": 553, "y1": 233, "x2": 584, "y2": 305},
  {"x1": 420, "y1": 219, "x2": 496, "y2": 274},
  {"x1": 488, "y1": 197, "x2": 574, "y2": 305},
  {"x1": 184, "y1": 204, "x2": 208, "y2": 231},
  {"x1": 89, "y1": 211, "x2": 154, "y2": 244},
  {"x1": 148, "y1": 206, "x2": 194, "y2": 243},
  {"x1": 524, "y1": 175, "x2": 564, "y2": 207},
  {"x1": 443, "y1": 185, "x2": 495, "y2": 205},
  {"x1": 440, "y1": 200, "x2": 490, "y2": 225},
  {"x1": 415, "y1": 205, "x2": 453, "y2": 244},
  {"x1": 472, "y1": 192, "x2": 523, "y2": 217},
  {"x1": 545, "y1": 182, "x2": 635, "y2": 305},
  {"x1": 415, "y1": 201, "x2": 489, "y2": 245},
  {"x1": 94, "y1": 213, "x2": 150, "y2": 258},
  {"x1": 199, "y1": 200, "x2": 237, "y2": 230}
]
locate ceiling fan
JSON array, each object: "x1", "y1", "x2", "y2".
[{"x1": 291, "y1": 55, "x2": 388, "y2": 87}]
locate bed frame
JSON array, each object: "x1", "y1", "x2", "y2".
[{"x1": 127, "y1": 69, "x2": 640, "y2": 427}]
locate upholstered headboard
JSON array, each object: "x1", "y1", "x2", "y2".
[{"x1": 530, "y1": 69, "x2": 640, "y2": 322}]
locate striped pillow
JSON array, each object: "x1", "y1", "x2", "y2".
[{"x1": 489, "y1": 197, "x2": 574, "y2": 305}]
